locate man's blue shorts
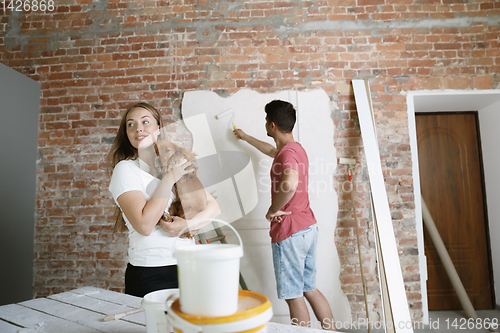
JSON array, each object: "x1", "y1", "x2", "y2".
[{"x1": 271, "y1": 224, "x2": 318, "y2": 300}]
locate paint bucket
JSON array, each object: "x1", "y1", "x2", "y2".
[
  {"x1": 172, "y1": 219, "x2": 243, "y2": 317},
  {"x1": 142, "y1": 289, "x2": 179, "y2": 333},
  {"x1": 166, "y1": 290, "x2": 273, "y2": 333}
]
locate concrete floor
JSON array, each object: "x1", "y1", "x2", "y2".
[
  {"x1": 337, "y1": 309, "x2": 500, "y2": 333},
  {"x1": 423, "y1": 309, "x2": 500, "y2": 333}
]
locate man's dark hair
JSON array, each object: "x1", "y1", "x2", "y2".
[{"x1": 265, "y1": 100, "x2": 296, "y2": 133}]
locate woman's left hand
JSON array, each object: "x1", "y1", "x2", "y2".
[{"x1": 159, "y1": 216, "x2": 189, "y2": 237}]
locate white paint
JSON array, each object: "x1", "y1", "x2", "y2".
[
  {"x1": 183, "y1": 113, "x2": 217, "y2": 158},
  {"x1": 407, "y1": 89, "x2": 500, "y2": 322},
  {"x1": 235, "y1": 160, "x2": 260, "y2": 215},
  {"x1": 182, "y1": 110, "x2": 257, "y2": 222},
  {"x1": 294, "y1": 90, "x2": 350, "y2": 323},
  {"x1": 353, "y1": 79, "x2": 414, "y2": 333},
  {"x1": 0, "y1": 303, "x2": 99, "y2": 332},
  {"x1": 205, "y1": 177, "x2": 243, "y2": 223},
  {"x1": 181, "y1": 89, "x2": 350, "y2": 324}
]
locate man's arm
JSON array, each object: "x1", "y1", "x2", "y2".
[
  {"x1": 266, "y1": 168, "x2": 299, "y2": 222},
  {"x1": 234, "y1": 128, "x2": 277, "y2": 158}
]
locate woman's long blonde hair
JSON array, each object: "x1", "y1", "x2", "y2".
[{"x1": 107, "y1": 102, "x2": 164, "y2": 232}]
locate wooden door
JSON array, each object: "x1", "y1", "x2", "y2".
[{"x1": 416, "y1": 112, "x2": 494, "y2": 310}]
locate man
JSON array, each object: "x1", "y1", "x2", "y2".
[{"x1": 234, "y1": 100, "x2": 335, "y2": 330}]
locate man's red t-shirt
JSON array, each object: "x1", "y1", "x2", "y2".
[{"x1": 269, "y1": 142, "x2": 317, "y2": 243}]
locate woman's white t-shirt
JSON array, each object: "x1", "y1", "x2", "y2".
[{"x1": 109, "y1": 159, "x2": 193, "y2": 267}]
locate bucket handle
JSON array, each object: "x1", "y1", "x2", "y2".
[{"x1": 171, "y1": 218, "x2": 243, "y2": 254}]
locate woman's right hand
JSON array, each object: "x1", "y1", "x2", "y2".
[
  {"x1": 233, "y1": 128, "x2": 247, "y2": 141},
  {"x1": 165, "y1": 158, "x2": 194, "y2": 183}
]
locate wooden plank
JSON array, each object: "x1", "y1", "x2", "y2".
[
  {"x1": 0, "y1": 319, "x2": 23, "y2": 333},
  {"x1": 353, "y1": 79, "x2": 413, "y2": 333},
  {"x1": 1, "y1": 287, "x2": 340, "y2": 333},
  {"x1": 375, "y1": 215, "x2": 396, "y2": 333},
  {"x1": 0, "y1": 304, "x2": 98, "y2": 333},
  {"x1": 48, "y1": 291, "x2": 133, "y2": 314},
  {"x1": 69, "y1": 287, "x2": 142, "y2": 309},
  {"x1": 20, "y1": 298, "x2": 143, "y2": 333},
  {"x1": 59, "y1": 287, "x2": 145, "y2": 325}
]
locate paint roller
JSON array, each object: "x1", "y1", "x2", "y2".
[
  {"x1": 339, "y1": 157, "x2": 372, "y2": 333},
  {"x1": 339, "y1": 157, "x2": 356, "y2": 167},
  {"x1": 215, "y1": 108, "x2": 241, "y2": 138}
]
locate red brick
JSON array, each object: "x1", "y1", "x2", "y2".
[
  {"x1": 443, "y1": 76, "x2": 472, "y2": 89},
  {"x1": 473, "y1": 75, "x2": 494, "y2": 89},
  {"x1": 11, "y1": 4, "x2": 497, "y2": 321}
]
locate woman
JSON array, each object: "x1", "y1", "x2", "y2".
[{"x1": 108, "y1": 102, "x2": 220, "y2": 297}]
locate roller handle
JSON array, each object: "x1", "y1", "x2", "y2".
[{"x1": 103, "y1": 308, "x2": 144, "y2": 322}]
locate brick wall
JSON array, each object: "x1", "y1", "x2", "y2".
[{"x1": 1, "y1": 0, "x2": 499, "y2": 323}]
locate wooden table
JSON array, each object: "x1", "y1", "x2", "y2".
[{"x1": 0, "y1": 287, "x2": 329, "y2": 332}]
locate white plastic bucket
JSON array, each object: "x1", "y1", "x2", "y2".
[
  {"x1": 172, "y1": 219, "x2": 243, "y2": 317},
  {"x1": 167, "y1": 290, "x2": 273, "y2": 333},
  {"x1": 141, "y1": 289, "x2": 179, "y2": 333}
]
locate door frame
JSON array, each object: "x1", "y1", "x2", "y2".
[{"x1": 407, "y1": 90, "x2": 500, "y2": 324}]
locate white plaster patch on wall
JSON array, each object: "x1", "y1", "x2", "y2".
[
  {"x1": 294, "y1": 90, "x2": 351, "y2": 324},
  {"x1": 181, "y1": 89, "x2": 351, "y2": 324},
  {"x1": 183, "y1": 113, "x2": 217, "y2": 158}
]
